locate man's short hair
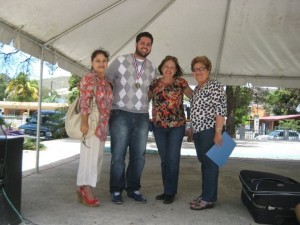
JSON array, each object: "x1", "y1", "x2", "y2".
[{"x1": 136, "y1": 32, "x2": 153, "y2": 44}]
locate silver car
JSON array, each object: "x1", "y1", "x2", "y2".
[{"x1": 255, "y1": 130, "x2": 300, "y2": 141}]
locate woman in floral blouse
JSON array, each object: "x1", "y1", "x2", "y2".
[
  {"x1": 149, "y1": 55, "x2": 193, "y2": 204},
  {"x1": 76, "y1": 49, "x2": 113, "y2": 207},
  {"x1": 189, "y1": 56, "x2": 227, "y2": 210}
]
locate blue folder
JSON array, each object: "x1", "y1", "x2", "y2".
[{"x1": 206, "y1": 132, "x2": 236, "y2": 167}]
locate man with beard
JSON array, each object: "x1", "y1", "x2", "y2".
[{"x1": 106, "y1": 32, "x2": 156, "y2": 204}]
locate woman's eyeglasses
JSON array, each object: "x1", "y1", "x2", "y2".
[{"x1": 193, "y1": 67, "x2": 207, "y2": 72}]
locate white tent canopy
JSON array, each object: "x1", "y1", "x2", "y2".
[{"x1": 1, "y1": 0, "x2": 300, "y2": 88}]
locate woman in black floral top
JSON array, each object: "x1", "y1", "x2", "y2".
[
  {"x1": 189, "y1": 56, "x2": 227, "y2": 210},
  {"x1": 149, "y1": 55, "x2": 193, "y2": 204}
]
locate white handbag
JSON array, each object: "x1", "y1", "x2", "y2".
[{"x1": 65, "y1": 84, "x2": 99, "y2": 140}]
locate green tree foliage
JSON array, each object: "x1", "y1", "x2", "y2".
[
  {"x1": 42, "y1": 89, "x2": 60, "y2": 103},
  {"x1": 278, "y1": 119, "x2": 300, "y2": 131},
  {"x1": 0, "y1": 116, "x2": 5, "y2": 125},
  {"x1": 226, "y1": 86, "x2": 254, "y2": 136},
  {"x1": 265, "y1": 88, "x2": 300, "y2": 115},
  {"x1": 252, "y1": 87, "x2": 270, "y2": 107},
  {"x1": 235, "y1": 87, "x2": 253, "y2": 125},
  {"x1": 226, "y1": 86, "x2": 269, "y2": 137},
  {"x1": 68, "y1": 74, "x2": 81, "y2": 103},
  {"x1": 0, "y1": 73, "x2": 10, "y2": 100},
  {"x1": 50, "y1": 107, "x2": 69, "y2": 139},
  {"x1": 5, "y1": 72, "x2": 39, "y2": 101},
  {"x1": 43, "y1": 94, "x2": 58, "y2": 103}
]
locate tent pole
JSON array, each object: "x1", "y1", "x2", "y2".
[{"x1": 35, "y1": 47, "x2": 44, "y2": 174}]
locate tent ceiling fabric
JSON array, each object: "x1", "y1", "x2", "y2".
[{"x1": 0, "y1": 0, "x2": 300, "y2": 88}]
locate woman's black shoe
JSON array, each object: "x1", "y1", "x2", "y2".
[
  {"x1": 163, "y1": 195, "x2": 174, "y2": 204},
  {"x1": 155, "y1": 193, "x2": 165, "y2": 200}
]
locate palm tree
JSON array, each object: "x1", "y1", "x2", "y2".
[{"x1": 5, "y1": 72, "x2": 38, "y2": 101}]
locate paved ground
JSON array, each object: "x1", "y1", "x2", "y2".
[
  {"x1": 4, "y1": 137, "x2": 300, "y2": 225},
  {"x1": 22, "y1": 137, "x2": 300, "y2": 172}
]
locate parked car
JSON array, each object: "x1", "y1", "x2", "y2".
[
  {"x1": 255, "y1": 130, "x2": 300, "y2": 141},
  {"x1": 19, "y1": 110, "x2": 65, "y2": 140}
]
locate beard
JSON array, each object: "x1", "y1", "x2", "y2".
[{"x1": 135, "y1": 48, "x2": 151, "y2": 59}]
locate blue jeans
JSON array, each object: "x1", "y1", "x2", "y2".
[
  {"x1": 153, "y1": 124, "x2": 185, "y2": 195},
  {"x1": 109, "y1": 110, "x2": 149, "y2": 193},
  {"x1": 193, "y1": 128, "x2": 219, "y2": 202}
]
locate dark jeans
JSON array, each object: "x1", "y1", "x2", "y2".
[
  {"x1": 193, "y1": 128, "x2": 219, "y2": 202},
  {"x1": 109, "y1": 110, "x2": 149, "y2": 193},
  {"x1": 153, "y1": 124, "x2": 185, "y2": 195}
]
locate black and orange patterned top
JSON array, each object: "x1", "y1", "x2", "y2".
[{"x1": 149, "y1": 77, "x2": 188, "y2": 128}]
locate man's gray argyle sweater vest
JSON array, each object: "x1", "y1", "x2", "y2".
[{"x1": 106, "y1": 54, "x2": 156, "y2": 113}]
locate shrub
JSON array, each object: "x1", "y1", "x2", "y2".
[{"x1": 23, "y1": 138, "x2": 46, "y2": 151}]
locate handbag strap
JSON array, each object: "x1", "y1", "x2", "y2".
[
  {"x1": 93, "y1": 76, "x2": 97, "y2": 96},
  {"x1": 90, "y1": 76, "x2": 97, "y2": 106}
]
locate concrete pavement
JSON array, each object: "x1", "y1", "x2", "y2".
[
  {"x1": 14, "y1": 138, "x2": 300, "y2": 224},
  {"x1": 22, "y1": 137, "x2": 300, "y2": 173}
]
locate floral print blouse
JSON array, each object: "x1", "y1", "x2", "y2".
[
  {"x1": 79, "y1": 72, "x2": 113, "y2": 141},
  {"x1": 149, "y1": 77, "x2": 188, "y2": 128},
  {"x1": 190, "y1": 79, "x2": 226, "y2": 133}
]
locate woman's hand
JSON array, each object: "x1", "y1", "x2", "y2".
[
  {"x1": 80, "y1": 115, "x2": 89, "y2": 137},
  {"x1": 148, "y1": 90, "x2": 153, "y2": 102},
  {"x1": 214, "y1": 115, "x2": 225, "y2": 146},
  {"x1": 213, "y1": 132, "x2": 223, "y2": 146},
  {"x1": 186, "y1": 127, "x2": 193, "y2": 142},
  {"x1": 184, "y1": 85, "x2": 193, "y2": 99}
]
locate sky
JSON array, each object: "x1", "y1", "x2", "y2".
[
  {"x1": 0, "y1": 43, "x2": 71, "y2": 80},
  {"x1": 31, "y1": 64, "x2": 71, "y2": 80}
]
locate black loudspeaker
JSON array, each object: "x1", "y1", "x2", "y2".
[{"x1": 0, "y1": 136, "x2": 24, "y2": 225}]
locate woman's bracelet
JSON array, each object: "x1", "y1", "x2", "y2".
[{"x1": 215, "y1": 127, "x2": 222, "y2": 133}]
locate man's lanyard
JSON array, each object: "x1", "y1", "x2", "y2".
[{"x1": 133, "y1": 54, "x2": 146, "y2": 88}]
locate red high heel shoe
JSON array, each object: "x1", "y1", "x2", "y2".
[{"x1": 77, "y1": 186, "x2": 100, "y2": 207}]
